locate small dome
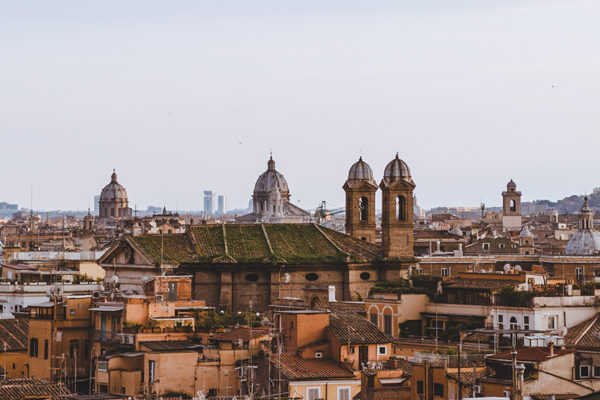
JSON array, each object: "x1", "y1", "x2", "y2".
[
  {"x1": 100, "y1": 170, "x2": 128, "y2": 201},
  {"x1": 507, "y1": 179, "x2": 517, "y2": 189},
  {"x1": 519, "y1": 225, "x2": 532, "y2": 238},
  {"x1": 450, "y1": 226, "x2": 463, "y2": 236},
  {"x1": 348, "y1": 157, "x2": 376, "y2": 184},
  {"x1": 565, "y1": 230, "x2": 600, "y2": 255},
  {"x1": 383, "y1": 153, "x2": 411, "y2": 183},
  {"x1": 254, "y1": 156, "x2": 289, "y2": 194}
]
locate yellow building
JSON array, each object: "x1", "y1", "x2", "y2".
[
  {"x1": 0, "y1": 318, "x2": 28, "y2": 378},
  {"x1": 27, "y1": 294, "x2": 92, "y2": 392}
]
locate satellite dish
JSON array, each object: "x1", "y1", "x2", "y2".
[
  {"x1": 503, "y1": 264, "x2": 511, "y2": 272},
  {"x1": 141, "y1": 276, "x2": 151, "y2": 283},
  {"x1": 111, "y1": 275, "x2": 119, "y2": 284},
  {"x1": 515, "y1": 265, "x2": 522, "y2": 271},
  {"x1": 54, "y1": 286, "x2": 63, "y2": 296},
  {"x1": 284, "y1": 273, "x2": 291, "y2": 283},
  {"x1": 559, "y1": 326, "x2": 568, "y2": 337}
]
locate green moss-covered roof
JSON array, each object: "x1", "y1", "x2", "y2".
[
  {"x1": 127, "y1": 223, "x2": 381, "y2": 266},
  {"x1": 132, "y1": 234, "x2": 197, "y2": 264}
]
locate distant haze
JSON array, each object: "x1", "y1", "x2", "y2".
[{"x1": 2, "y1": 1, "x2": 600, "y2": 212}]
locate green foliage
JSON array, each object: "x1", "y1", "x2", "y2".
[
  {"x1": 196, "y1": 310, "x2": 264, "y2": 330},
  {"x1": 369, "y1": 275, "x2": 441, "y2": 298},
  {"x1": 122, "y1": 320, "x2": 143, "y2": 331},
  {"x1": 496, "y1": 286, "x2": 535, "y2": 307}
]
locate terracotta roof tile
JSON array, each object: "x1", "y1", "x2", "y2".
[
  {"x1": 0, "y1": 378, "x2": 69, "y2": 400},
  {"x1": 274, "y1": 354, "x2": 355, "y2": 380},
  {"x1": 564, "y1": 313, "x2": 600, "y2": 349},
  {"x1": 139, "y1": 340, "x2": 201, "y2": 351},
  {"x1": 0, "y1": 319, "x2": 28, "y2": 351},
  {"x1": 328, "y1": 310, "x2": 390, "y2": 345}
]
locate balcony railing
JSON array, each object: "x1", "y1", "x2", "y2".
[{"x1": 92, "y1": 331, "x2": 134, "y2": 347}]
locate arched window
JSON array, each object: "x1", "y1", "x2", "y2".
[
  {"x1": 509, "y1": 199, "x2": 516, "y2": 212},
  {"x1": 396, "y1": 196, "x2": 406, "y2": 221},
  {"x1": 359, "y1": 197, "x2": 368, "y2": 221},
  {"x1": 510, "y1": 316, "x2": 518, "y2": 330}
]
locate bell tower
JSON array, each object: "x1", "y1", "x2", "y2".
[
  {"x1": 502, "y1": 179, "x2": 522, "y2": 232},
  {"x1": 344, "y1": 157, "x2": 377, "y2": 243},
  {"x1": 380, "y1": 153, "x2": 415, "y2": 259}
]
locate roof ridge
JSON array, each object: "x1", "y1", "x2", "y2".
[
  {"x1": 312, "y1": 223, "x2": 349, "y2": 259},
  {"x1": 222, "y1": 224, "x2": 229, "y2": 257},
  {"x1": 123, "y1": 236, "x2": 156, "y2": 266},
  {"x1": 575, "y1": 313, "x2": 600, "y2": 346},
  {"x1": 260, "y1": 223, "x2": 274, "y2": 256}
]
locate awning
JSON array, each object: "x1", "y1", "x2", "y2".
[
  {"x1": 107, "y1": 352, "x2": 144, "y2": 358},
  {"x1": 379, "y1": 378, "x2": 406, "y2": 384},
  {"x1": 89, "y1": 306, "x2": 123, "y2": 312}
]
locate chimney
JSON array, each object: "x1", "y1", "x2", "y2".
[
  {"x1": 549, "y1": 340, "x2": 554, "y2": 356},
  {"x1": 328, "y1": 285, "x2": 337, "y2": 302}
]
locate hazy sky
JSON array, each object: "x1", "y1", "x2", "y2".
[{"x1": 2, "y1": 1, "x2": 600, "y2": 212}]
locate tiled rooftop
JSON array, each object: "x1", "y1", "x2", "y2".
[
  {"x1": 328, "y1": 310, "x2": 390, "y2": 345},
  {"x1": 0, "y1": 318, "x2": 28, "y2": 351},
  {"x1": 273, "y1": 354, "x2": 355, "y2": 380},
  {"x1": 123, "y1": 223, "x2": 380, "y2": 266}
]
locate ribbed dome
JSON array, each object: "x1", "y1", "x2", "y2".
[
  {"x1": 507, "y1": 179, "x2": 517, "y2": 189},
  {"x1": 519, "y1": 225, "x2": 532, "y2": 238},
  {"x1": 100, "y1": 170, "x2": 128, "y2": 201},
  {"x1": 253, "y1": 156, "x2": 289, "y2": 194},
  {"x1": 383, "y1": 153, "x2": 411, "y2": 183},
  {"x1": 348, "y1": 157, "x2": 376, "y2": 184},
  {"x1": 565, "y1": 231, "x2": 600, "y2": 255}
]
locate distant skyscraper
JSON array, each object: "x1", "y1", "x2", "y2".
[
  {"x1": 217, "y1": 195, "x2": 227, "y2": 215},
  {"x1": 204, "y1": 191, "x2": 215, "y2": 215},
  {"x1": 94, "y1": 195, "x2": 100, "y2": 216}
]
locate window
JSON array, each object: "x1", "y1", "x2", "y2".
[
  {"x1": 384, "y1": 315, "x2": 392, "y2": 336},
  {"x1": 510, "y1": 199, "x2": 516, "y2": 212},
  {"x1": 580, "y1": 365, "x2": 590, "y2": 378},
  {"x1": 499, "y1": 243, "x2": 505, "y2": 249},
  {"x1": 338, "y1": 387, "x2": 350, "y2": 400},
  {"x1": 359, "y1": 197, "x2": 368, "y2": 221},
  {"x1": 482, "y1": 243, "x2": 490, "y2": 250},
  {"x1": 70, "y1": 308, "x2": 75, "y2": 316},
  {"x1": 433, "y1": 383, "x2": 444, "y2": 397},
  {"x1": 416, "y1": 380, "x2": 424, "y2": 395},
  {"x1": 168, "y1": 281, "x2": 177, "y2": 302},
  {"x1": 245, "y1": 274, "x2": 259, "y2": 282},
  {"x1": 148, "y1": 360, "x2": 156, "y2": 383},
  {"x1": 70, "y1": 340, "x2": 79, "y2": 358},
  {"x1": 548, "y1": 315, "x2": 556, "y2": 330},
  {"x1": 378, "y1": 345, "x2": 387, "y2": 355},
  {"x1": 510, "y1": 316, "x2": 518, "y2": 330},
  {"x1": 441, "y1": 268, "x2": 449, "y2": 277},
  {"x1": 503, "y1": 391, "x2": 511, "y2": 398},
  {"x1": 97, "y1": 360, "x2": 108, "y2": 371},
  {"x1": 594, "y1": 269, "x2": 600, "y2": 277},
  {"x1": 84, "y1": 340, "x2": 90, "y2": 359},
  {"x1": 497, "y1": 315, "x2": 504, "y2": 330},
  {"x1": 524, "y1": 316, "x2": 530, "y2": 330},
  {"x1": 576, "y1": 268, "x2": 583, "y2": 281},
  {"x1": 360, "y1": 272, "x2": 371, "y2": 281},
  {"x1": 44, "y1": 340, "x2": 48, "y2": 360},
  {"x1": 305, "y1": 273, "x2": 319, "y2": 281},
  {"x1": 29, "y1": 338, "x2": 38, "y2": 357},
  {"x1": 307, "y1": 388, "x2": 320, "y2": 400},
  {"x1": 396, "y1": 196, "x2": 406, "y2": 221},
  {"x1": 315, "y1": 351, "x2": 323, "y2": 359},
  {"x1": 349, "y1": 346, "x2": 356, "y2": 354},
  {"x1": 370, "y1": 313, "x2": 377, "y2": 326},
  {"x1": 594, "y1": 366, "x2": 600, "y2": 378},
  {"x1": 98, "y1": 384, "x2": 108, "y2": 393}
]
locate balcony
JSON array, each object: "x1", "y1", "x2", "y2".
[{"x1": 93, "y1": 331, "x2": 134, "y2": 347}]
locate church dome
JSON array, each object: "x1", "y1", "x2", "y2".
[
  {"x1": 383, "y1": 153, "x2": 411, "y2": 183},
  {"x1": 565, "y1": 231, "x2": 600, "y2": 255},
  {"x1": 253, "y1": 156, "x2": 289, "y2": 194},
  {"x1": 566, "y1": 197, "x2": 600, "y2": 255},
  {"x1": 519, "y1": 225, "x2": 532, "y2": 238},
  {"x1": 100, "y1": 170, "x2": 128, "y2": 201},
  {"x1": 348, "y1": 157, "x2": 376, "y2": 184}
]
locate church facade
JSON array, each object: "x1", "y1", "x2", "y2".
[{"x1": 99, "y1": 154, "x2": 419, "y2": 312}]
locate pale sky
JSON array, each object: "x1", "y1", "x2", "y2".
[{"x1": 1, "y1": 1, "x2": 600, "y2": 212}]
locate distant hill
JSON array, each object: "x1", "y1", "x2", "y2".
[{"x1": 525, "y1": 187, "x2": 600, "y2": 215}]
